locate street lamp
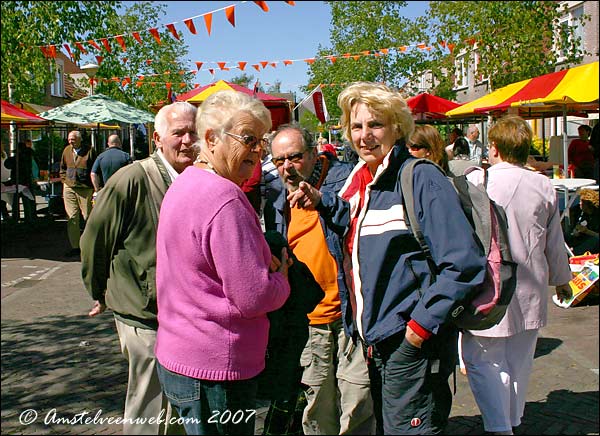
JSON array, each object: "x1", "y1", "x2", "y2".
[{"x1": 81, "y1": 63, "x2": 99, "y2": 95}]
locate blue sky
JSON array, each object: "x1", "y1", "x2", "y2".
[{"x1": 120, "y1": 1, "x2": 430, "y2": 100}]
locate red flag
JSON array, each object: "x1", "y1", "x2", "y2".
[
  {"x1": 225, "y1": 6, "x2": 235, "y2": 27},
  {"x1": 74, "y1": 42, "x2": 88, "y2": 55},
  {"x1": 283, "y1": 60, "x2": 293, "y2": 66},
  {"x1": 238, "y1": 61, "x2": 247, "y2": 71},
  {"x1": 300, "y1": 86, "x2": 329, "y2": 124},
  {"x1": 260, "y1": 61, "x2": 268, "y2": 68},
  {"x1": 116, "y1": 35, "x2": 127, "y2": 52},
  {"x1": 88, "y1": 39, "x2": 102, "y2": 51},
  {"x1": 184, "y1": 18, "x2": 197, "y2": 35},
  {"x1": 204, "y1": 13, "x2": 213, "y2": 36},
  {"x1": 132, "y1": 32, "x2": 143, "y2": 44},
  {"x1": 195, "y1": 61, "x2": 203, "y2": 71},
  {"x1": 166, "y1": 23, "x2": 180, "y2": 40},
  {"x1": 48, "y1": 45, "x2": 57, "y2": 58},
  {"x1": 95, "y1": 55, "x2": 104, "y2": 66},
  {"x1": 101, "y1": 38, "x2": 112, "y2": 53},
  {"x1": 284, "y1": 1, "x2": 295, "y2": 5},
  {"x1": 149, "y1": 28, "x2": 162, "y2": 44},
  {"x1": 253, "y1": 1, "x2": 269, "y2": 12},
  {"x1": 217, "y1": 62, "x2": 227, "y2": 70},
  {"x1": 63, "y1": 43, "x2": 75, "y2": 61}
]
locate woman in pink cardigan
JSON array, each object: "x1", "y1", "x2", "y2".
[
  {"x1": 155, "y1": 90, "x2": 290, "y2": 435},
  {"x1": 462, "y1": 115, "x2": 572, "y2": 435}
]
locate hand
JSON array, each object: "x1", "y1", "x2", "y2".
[
  {"x1": 287, "y1": 181, "x2": 322, "y2": 210},
  {"x1": 88, "y1": 301, "x2": 106, "y2": 317},
  {"x1": 276, "y1": 247, "x2": 292, "y2": 280},
  {"x1": 555, "y1": 284, "x2": 572, "y2": 303},
  {"x1": 405, "y1": 324, "x2": 424, "y2": 349}
]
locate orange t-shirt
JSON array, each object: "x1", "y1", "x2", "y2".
[{"x1": 288, "y1": 206, "x2": 341, "y2": 325}]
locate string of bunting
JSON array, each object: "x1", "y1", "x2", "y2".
[{"x1": 39, "y1": 1, "x2": 296, "y2": 60}]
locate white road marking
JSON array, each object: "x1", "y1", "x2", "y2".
[{"x1": 1, "y1": 266, "x2": 61, "y2": 288}]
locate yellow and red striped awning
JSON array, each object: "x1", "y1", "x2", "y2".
[{"x1": 446, "y1": 61, "x2": 599, "y2": 118}]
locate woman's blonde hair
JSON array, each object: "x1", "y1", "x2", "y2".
[
  {"x1": 337, "y1": 82, "x2": 414, "y2": 148},
  {"x1": 580, "y1": 189, "x2": 599, "y2": 209}
]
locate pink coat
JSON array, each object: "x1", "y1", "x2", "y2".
[{"x1": 466, "y1": 163, "x2": 572, "y2": 337}]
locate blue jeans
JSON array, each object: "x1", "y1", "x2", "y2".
[{"x1": 157, "y1": 362, "x2": 258, "y2": 435}]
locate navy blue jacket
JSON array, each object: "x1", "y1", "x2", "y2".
[
  {"x1": 266, "y1": 156, "x2": 354, "y2": 326},
  {"x1": 318, "y1": 145, "x2": 487, "y2": 345}
]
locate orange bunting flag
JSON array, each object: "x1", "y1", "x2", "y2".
[
  {"x1": 204, "y1": 13, "x2": 213, "y2": 36},
  {"x1": 122, "y1": 77, "x2": 131, "y2": 87},
  {"x1": 398, "y1": 46, "x2": 407, "y2": 52},
  {"x1": 146, "y1": 59, "x2": 153, "y2": 66},
  {"x1": 380, "y1": 48, "x2": 389, "y2": 55},
  {"x1": 253, "y1": 1, "x2": 269, "y2": 12},
  {"x1": 39, "y1": 46, "x2": 49, "y2": 57},
  {"x1": 208, "y1": 68, "x2": 215, "y2": 75},
  {"x1": 284, "y1": 1, "x2": 295, "y2": 4},
  {"x1": 304, "y1": 58, "x2": 315, "y2": 64},
  {"x1": 217, "y1": 62, "x2": 227, "y2": 70},
  {"x1": 116, "y1": 35, "x2": 127, "y2": 52},
  {"x1": 352, "y1": 55, "x2": 360, "y2": 60},
  {"x1": 135, "y1": 81, "x2": 143, "y2": 88},
  {"x1": 149, "y1": 28, "x2": 162, "y2": 44},
  {"x1": 252, "y1": 64, "x2": 261, "y2": 71},
  {"x1": 194, "y1": 83, "x2": 200, "y2": 88},
  {"x1": 417, "y1": 43, "x2": 426, "y2": 49},
  {"x1": 111, "y1": 77, "x2": 120, "y2": 82},
  {"x1": 178, "y1": 70, "x2": 186, "y2": 75},
  {"x1": 195, "y1": 61, "x2": 203, "y2": 71},
  {"x1": 362, "y1": 50, "x2": 370, "y2": 56},
  {"x1": 95, "y1": 55, "x2": 104, "y2": 66},
  {"x1": 179, "y1": 82, "x2": 186, "y2": 88},
  {"x1": 166, "y1": 82, "x2": 172, "y2": 90},
  {"x1": 260, "y1": 61, "x2": 269, "y2": 68},
  {"x1": 439, "y1": 41, "x2": 447, "y2": 48},
  {"x1": 184, "y1": 18, "x2": 197, "y2": 35},
  {"x1": 238, "y1": 61, "x2": 247, "y2": 71},
  {"x1": 328, "y1": 56, "x2": 337, "y2": 63},
  {"x1": 342, "y1": 53, "x2": 351, "y2": 58},
  {"x1": 166, "y1": 23, "x2": 180, "y2": 40},
  {"x1": 74, "y1": 42, "x2": 88, "y2": 55},
  {"x1": 225, "y1": 6, "x2": 235, "y2": 27},
  {"x1": 466, "y1": 37, "x2": 476, "y2": 46},
  {"x1": 123, "y1": 58, "x2": 128, "y2": 63},
  {"x1": 88, "y1": 39, "x2": 102, "y2": 51},
  {"x1": 48, "y1": 45, "x2": 57, "y2": 58},
  {"x1": 373, "y1": 52, "x2": 381, "y2": 57},
  {"x1": 63, "y1": 43, "x2": 74, "y2": 61},
  {"x1": 447, "y1": 43, "x2": 456, "y2": 53},
  {"x1": 270, "y1": 62, "x2": 277, "y2": 68},
  {"x1": 101, "y1": 38, "x2": 112, "y2": 53},
  {"x1": 283, "y1": 60, "x2": 293, "y2": 66},
  {"x1": 132, "y1": 32, "x2": 143, "y2": 44}
]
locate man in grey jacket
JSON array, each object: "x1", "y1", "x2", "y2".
[{"x1": 81, "y1": 102, "x2": 198, "y2": 435}]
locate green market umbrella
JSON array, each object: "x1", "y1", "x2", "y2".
[{"x1": 38, "y1": 94, "x2": 154, "y2": 125}]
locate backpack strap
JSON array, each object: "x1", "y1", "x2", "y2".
[{"x1": 137, "y1": 154, "x2": 171, "y2": 228}]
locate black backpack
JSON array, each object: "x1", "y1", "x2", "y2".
[{"x1": 400, "y1": 158, "x2": 518, "y2": 330}]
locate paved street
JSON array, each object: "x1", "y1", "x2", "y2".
[{"x1": 1, "y1": 217, "x2": 598, "y2": 435}]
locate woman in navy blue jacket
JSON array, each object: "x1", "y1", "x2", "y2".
[{"x1": 287, "y1": 82, "x2": 487, "y2": 435}]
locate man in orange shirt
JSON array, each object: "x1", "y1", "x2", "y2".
[{"x1": 267, "y1": 124, "x2": 375, "y2": 435}]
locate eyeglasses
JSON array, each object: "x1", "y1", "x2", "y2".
[
  {"x1": 271, "y1": 151, "x2": 306, "y2": 167},
  {"x1": 408, "y1": 143, "x2": 428, "y2": 151},
  {"x1": 223, "y1": 131, "x2": 267, "y2": 152}
]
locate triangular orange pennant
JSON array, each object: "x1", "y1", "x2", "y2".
[
  {"x1": 217, "y1": 62, "x2": 227, "y2": 70},
  {"x1": 283, "y1": 60, "x2": 293, "y2": 66},
  {"x1": 398, "y1": 46, "x2": 407, "y2": 52},
  {"x1": 253, "y1": 1, "x2": 269, "y2": 12},
  {"x1": 252, "y1": 64, "x2": 261, "y2": 71},
  {"x1": 352, "y1": 55, "x2": 360, "y2": 60},
  {"x1": 362, "y1": 50, "x2": 370, "y2": 56},
  {"x1": 95, "y1": 55, "x2": 104, "y2": 66},
  {"x1": 284, "y1": 1, "x2": 295, "y2": 4},
  {"x1": 135, "y1": 81, "x2": 143, "y2": 88},
  {"x1": 447, "y1": 43, "x2": 455, "y2": 54},
  {"x1": 166, "y1": 23, "x2": 180, "y2": 40},
  {"x1": 122, "y1": 77, "x2": 131, "y2": 87},
  {"x1": 417, "y1": 43, "x2": 426, "y2": 49},
  {"x1": 439, "y1": 40, "x2": 447, "y2": 48},
  {"x1": 238, "y1": 61, "x2": 247, "y2": 71},
  {"x1": 116, "y1": 35, "x2": 127, "y2": 52},
  {"x1": 132, "y1": 32, "x2": 143, "y2": 44},
  {"x1": 194, "y1": 83, "x2": 200, "y2": 88},
  {"x1": 208, "y1": 68, "x2": 215, "y2": 75},
  {"x1": 180, "y1": 82, "x2": 186, "y2": 88},
  {"x1": 74, "y1": 42, "x2": 88, "y2": 55},
  {"x1": 63, "y1": 43, "x2": 75, "y2": 61},
  {"x1": 88, "y1": 39, "x2": 102, "y2": 51},
  {"x1": 373, "y1": 52, "x2": 380, "y2": 57},
  {"x1": 165, "y1": 82, "x2": 172, "y2": 89},
  {"x1": 342, "y1": 53, "x2": 351, "y2": 58},
  {"x1": 204, "y1": 13, "x2": 213, "y2": 36},
  {"x1": 380, "y1": 48, "x2": 389, "y2": 55},
  {"x1": 149, "y1": 28, "x2": 162, "y2": 44},
  {"x1": 146, "y1": 59, "x2": 153, "y2": 66},
  {"x1": 304, "y1": 58, "x2": 315, "y2": 64},
  {"x1": 39, "y1": 46, "x2": 49, "y2": 57},
  {"x1": 195, "y1": 61, "x2": 203, "y2": 71},
  {"x1": 328, "y1": 56, "x2": 337, "y2": 63},
  {"x1": 260, "y1": 61, "x2": 268, "y2": 68},
  {"x1": 101, "y1": 38, "x2": 112, "y2": 53},
  {"x1": 270, "y1": 62, "x2": 277, "y2": 68},
  {"x1": 225, "y1": 6, "x2": 235, "y2": 27},
  {"x1": 48, "y1": 45, "x2": 57, "y2": 58},
  {"x1": 184, "y1": 18, "x2": 197, "y2": 35}
]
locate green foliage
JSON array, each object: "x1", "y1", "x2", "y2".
[
  {"x1": 299, "y1": 110, "x2": 320, "y2": 134},
  {"x1": 230, "y1": 73, "x2": 256, "y2": 89},
  {"x1": 1, "y1": 1, "x2": 121, "y2": 102},
  {"x1": 424, "y1": 1, "x2": 588, "y2": 92}
]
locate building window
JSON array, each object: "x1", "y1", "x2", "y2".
[
  {"x1": 51, "y1": 61, "x2": 64, "y2": 97},
  {"x1": 556, "y1": 2, "x2": 584, "y2": 62},
  {"x1": 454, "y1": 55, "x2": 469, "y2": 89}
]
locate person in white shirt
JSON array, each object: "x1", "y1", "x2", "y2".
[{"x1": 466, "y1": 124, "x2": 485, "y2": 164}]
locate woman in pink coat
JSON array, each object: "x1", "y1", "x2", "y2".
[{"x1": 462, "y1": 115, "x2": 572, "y2": 435}]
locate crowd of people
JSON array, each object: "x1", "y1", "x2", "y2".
[{"x1": 0, "y1": 80, "x2": 585, "y2": 435}]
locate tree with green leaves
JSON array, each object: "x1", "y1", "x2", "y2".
[
  {"x1": 229, "y1": 73, "x2": 256, "y2": 89},
  {"x1": 1, "y1": 1, "x2": 193, "y2": 112},
  {"x1": 422, "y1": 1, "x2": 589, "y2": 92},
  {"x1": 306, "y1": 1, "x2": 429, "y2": 122}
]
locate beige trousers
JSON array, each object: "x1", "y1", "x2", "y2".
[
  {"x1": 300, "y1": 318, "x2": 375, "y2": 435},
  {"x1": 62, "y1": 185, "x2": 93, "y2": 249},
  {"x1": 114, "y1": 318, "x2": 181, "y2": 435}
]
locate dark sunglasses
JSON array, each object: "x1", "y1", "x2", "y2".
[
  {"x1": 271, "y1": 151, "x2": 306, "y2": 167},
  {"x1": 408, "y1": 143, "x2": 428, "y2": 151},
  {"x1": 224, "y1": 131, "x2": 267, "y2": 151}
]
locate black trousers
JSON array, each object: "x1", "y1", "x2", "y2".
[{"x1": 366, "y1": 326, "x2": 458, "y2": 435}]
